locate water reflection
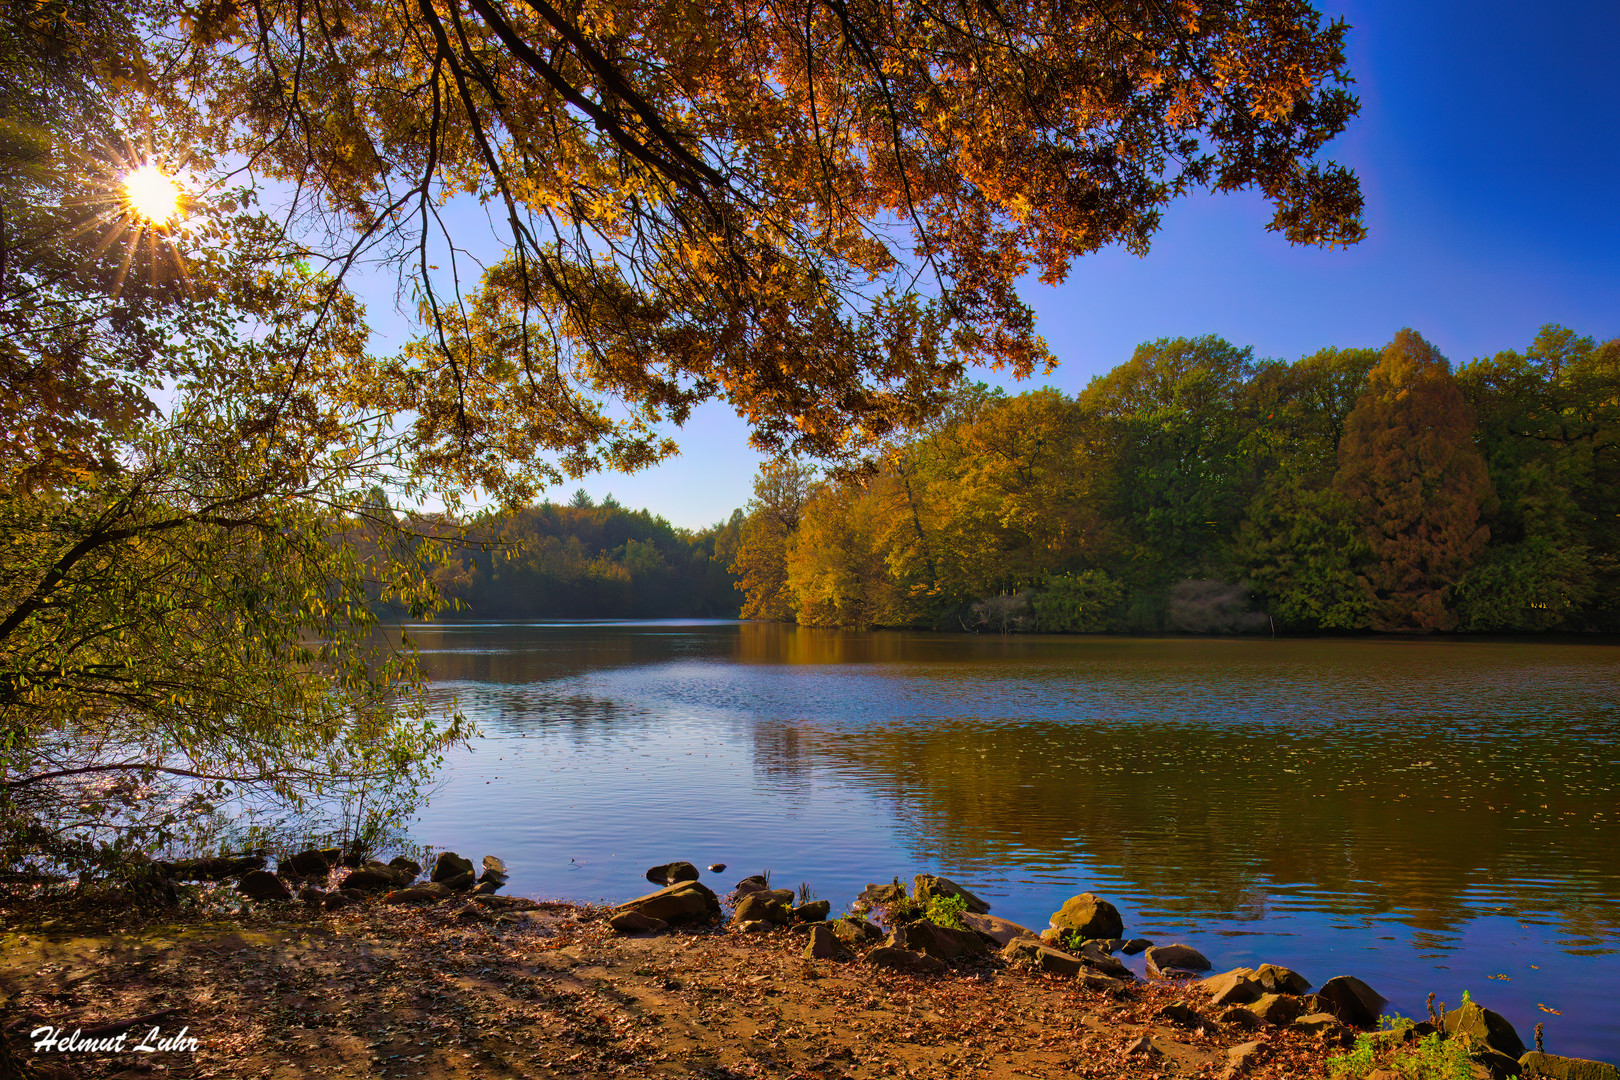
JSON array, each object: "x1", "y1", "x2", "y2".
[{"x1": 403, "y1": 621, "x2": 1620, "y2": 1058}]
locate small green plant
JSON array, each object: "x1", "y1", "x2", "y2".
[
  {"x1": 797, "y1": 881, "x2": 817, "y2": 905},
  {"x1": 1328, "y1": 1032, "x2": 1377, "y2": 1078},
  {"x1": 1327, "y1": 1012, "x2": 1476, "y2": 1080},
  {"x1": 923, "y1": 893, "x2": 968, "y2": 930}
]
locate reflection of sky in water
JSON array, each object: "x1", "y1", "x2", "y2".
[{"x1": 404, "y1": 623, "x2": 1620, "y2": 1061}]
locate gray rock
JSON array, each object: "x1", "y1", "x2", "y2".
[
  {"x1": 793, "y1": 899, "x2": 831, "y2": 923},
  {"x1": 614, "y1": 879, "x2": 722, "y2": 925},
  {"x1": 608, "y1": 909, "x2": 669, "y2": 933},
  {"x1": 709, "y1": 863, "x2": 727, "y2": 873},
  {"x1": 297, "y1": 885, "x2": 327, "y2": 905},
  {"x1": 1518, "y1": 1052, "x2": 1620, "y2": 1080},
  {"x1": 1120, "y1": 937, "x2": 1152, "y2": 955},
  {"x1": 1244, "y1": 993, "x2": 1305, "y2": 1026},
  {"x1": 913, "y1": 874, "x2": 991, "y2": 914},
  {"x1": 1001, "y1": 939, "x2": 1084, "y2": 976},
  {"x1": 1049, "y1": 893, "x2": 1124, "y2": 940},
  {"x1": 865, "y1": 946, "x2": 946, "y2": 975},
  {"x1": 386, "y1": 884, "x2": 451, "y2": 905},
  {"x1": 1442, "y1": 1000, "x2": 1525, "y2": 1060},
  {"x1": 1316, "y1": 975, "x2": 1388, "y2": 1029},
  {"x1": 1293, "y1": 1013, "x2": 1347, "y2": 1035},
  {"x1": 733, "y1": 889, "x2": 794, "y2": 924},
  {"x1": 1200, "y1": 968, "x2": 1263, "y2": 1006},
  {"x1": 1145, "y1": 943, "x2": 1212, "y2": 977},
  {"x1": 1219, "y1": 1006, "x2": 1264, "y2": 1032},
  {"x1": 737, "y1": 919, "x2": 772, "y2": 933},
  {"x1": 1253, "y1": 963, "x2": 1311, "y2": 994},
  {"x1": 645, "y1": 861, "x2": 700, "y2": 886},
  {"x1": 888, "y1": 919, "x2": 988, "y2": 961},
  {"x1": 340, "y1": 868, "x2": 400, "y2": 892},
  {"x1": 388, "y1": 856, "x2": 422, "y2": 880},
  {"x1": 238, "y1": 869, "x2": 292, "y2": 901},
  {"x1": 1222, "y1": 1040, "x2": 1267, "y2": 1079},
  {"x1": 281, "y1": 848, "x2": 335, "y2": 878},
  {"x1": 471, "y1": 880, "x2": 502, "y2": 895},
  {"x1": 803, "y1": 924, "x2": 848, "y2": 960},
  {"x1": 439, "y1": 870, "x2": 476, "y2": 892},
  {"x1": 832, "y1": 917, "x2": 886, "y2": 946},
  {"x1": 431, "y1": 852, "x2": 475, "y2": 883},
  {"x1": 323, "y1": 889, "x2": 361, "y2": 911},
  {"x1": 960, "y1": 911, "x2": 1040, "y2": 947},
  {"x1": 733, "y1": 874, "x2": 769, "y2": 895}
]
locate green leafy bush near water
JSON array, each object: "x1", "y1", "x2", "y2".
[{"x1": 1328, "y1": 1012, "x2": 1490, "y2": 1080}]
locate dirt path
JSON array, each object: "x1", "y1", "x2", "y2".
[{"x1": 1, "y1": 900, "x2": 1346, "y2": 1080}]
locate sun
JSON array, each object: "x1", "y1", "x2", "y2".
[{"x1": 122, "y1": 165, "x2": 184, "y2": 223}]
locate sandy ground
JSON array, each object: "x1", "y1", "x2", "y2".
[{"x1": 0, "y1": 896, "x2": 1349, "y2": 1080}]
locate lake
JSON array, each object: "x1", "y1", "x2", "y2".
[{"x1": 400, "y1": 621, "x2": 1620, "y2": 1061}]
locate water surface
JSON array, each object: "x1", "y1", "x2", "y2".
[{"x1": 402, "y1": 622, "x2": 1620, "y2": 1060}]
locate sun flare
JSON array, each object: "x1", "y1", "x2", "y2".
[{"x1": 123, "y1": 165, "x2": 183, "y2": 223}]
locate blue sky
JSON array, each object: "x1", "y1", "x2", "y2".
[{"x1": 361, "y1": 0, "x2": 1620, "y2": 530}]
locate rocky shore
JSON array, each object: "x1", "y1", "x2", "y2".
[{"x1": 1, "y1": 853, "x2": 1615, "y2": 1080}]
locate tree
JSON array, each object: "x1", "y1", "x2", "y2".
[
  {"x1": 1334, "y1": 330, "x2": 1493, "y2": 632},
  {"x1": 147, "y1": 0, "x2": 1362, "y2": 498},
  {"x1": 731, "y1": 458, "x2": 817, "y2": 620}
]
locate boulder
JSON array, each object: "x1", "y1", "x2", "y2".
[
  {"x1": 708, "y1": 863, "x2": 727, "y2": 873},
  {"x1": 482, "y1": 855, "x2": 507, "y2": 876},
  {"x1": 297, "y1": 885, "x2": 327, "y2": 904},
  {"x1": 238, "y1": 869, "x2": 292, "y2": 901},
  {"x1": 340, "y1": 868, "x2": 400, "y2": 892},
  {"x1": 736, "y1": 919, "x2": 771, "y2": 933},
  {"x1": 1518, "y1": 1052, "x2": 1620, "y2": 1080},
  {"x1": 471, "y1": 880, "x2": 503, "y2": 896},
  {"x1": 733, "y1": 889, "x2": 794, "y2": 924},
  {"x1": 1049, "y1": 893, "x2": 1124, "y2": 940},
  {"x1": 733, "y1": 874, "x2": 769, "y2": 895},
  {"x1": 1200, "y1": 968, "x2": 1263, "y2": 1007},
  {"x1": 1219, "y1": 1007, "x2": 1264, "y2": 1032},
  {"x1": 803, "y1": 924, "x2": 848, "y2": 960},
  {"x1": 1442, "y1": 1000, "x2": 1526, "y2": 1060},
  {"x1": 1079, "y1": 950, "x2": 1133, "y2": 981},
  {"x1": 793, "y1": 899, "x2": 831, "y2": 923},
  {"x1": 913, "y1": 874, "x2": 991, "y2": 914},
  {"x1": 960, "y1": 912, "x2": 1040, "y2": 947},
  {"x1": 1145, "y1": 943, "x2": 1212, "y2": 978},
  {"x1": 1001, "y1": 940, "x2": 1085, "y2": 976},
  {"x1": 281, "y1": 848, "x2": 335, "y2": 878},
  {"x1": 608, "y1": 909, "x2": 669, "y2": 934},
  {"x1": 1244, "y1": 993, "x2": 1305, "y2": 1026},
  {"x1": 440, "y1": 871, "x2": 476, "y2": 892},
  {"x1": 162, "y1": 855, "x2": 267, "y2": 881},
  {"x1": 832, "y1": 918, "x2": 886, "y2": 946},
  {"x1": 388, "y1": 856, "x2": 422, "y2": 880},
  {"x1": 1316, "y1": 975, "x2": 1388, "y2": 1029},
  {"x1": 1155, "y1": 1003, "x2": 1207, "y2": 1029},
  {"x1": 1254, "y1": 963, "x2": 1311, "y2": 994},
  {"x1": 1123, "y1": 1034, "x2": 1166, "y2": 1058},
  {"x1": 1222, "y1": 1040, "x2": 1267, "y2": 1080},
  {"x1": 431, "y1": 851, "x2": 475, "y2": 883},
  {"x1": 645, "y1": 861, "x2": 700, "y2": 886},
  {"x1": 1120, "y1": 938, "x2": 1153, "y2": 955},
  {"x1": 1293, "y1": 1013, "x2": 1347, "y2": 1035},
  {"x1": 1472, "y1": 1047, "x2": 1526, "y2": 1080},
  {"x1": 888, "y1": 920, "x2": 988, "y2": 961},
  {"x1": 614, "y1": 879, "x2": 722, "y2": 926},
  {"x1": 865, "y1": 946, "x2": 946, "y2": 975},
  {"x1": 322, "y1": 889, "x2": 360, "y2": 910}
]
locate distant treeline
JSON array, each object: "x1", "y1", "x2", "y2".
[
  {"x1": 732, "y1": 325, "x2": 1620, "y2": 634},
  {"x1": 427, "y1": 495, "x2": 744, "y2": 619}
]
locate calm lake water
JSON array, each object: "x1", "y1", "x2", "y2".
[{"x1": 401, "y1": 621, "x2": 1620, "y2": 1061}]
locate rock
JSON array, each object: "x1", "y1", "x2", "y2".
[
  {"x1": 1039, "y1": 927, "x2": 1067, "y2": 946},
  {"x1": 793, "y1": 899, "x2": 831, "y2": 923},
  {"x1": 1316, "y1": 975, "x2": 1389, "y2": 1029},
  {"x1": 912, "y1": 874, "x2": 991, "y2": 914},
  {"x1": 471, "y1": 880, "x2": 503, "y2": 895},
  {"x1": 1079, "y1": 950, "x2": 1133, "y2": 980},
  {"x1": 281, "y1": 848, "x2": 335, "y2": 877},
  {"x1": 1201, "y1": 968, "x2": 1263, "y2": 1006},
  {"x1": 297, "y1": 885, "x2": 327, "y2": 905},
  {"x1": 608, "y1": 909, "x2": 669, "y2": 934},
  {"x1": 1219, "y1": 1006, "x2": 1264, "y2": 1032},
  {"x1": 733, "y1": 874, "x2": 769, "y2": 894},
  {"x1": 388, "y1": 856, "x2": 422, "y2": 880},
  {"x1": 340, "y1": 868, "x2": 400, "y2": 892},
  {"x1": 1155, "y1": 1003, "x2": 1207, "y2": 1029},
  {"x1": 1001, "y1": 939, "x2": 1085, "y2": 976},
  {"x1": 832, "y1": 917, "x2": 886, "y2": 946},
  {"x1": 803, "y1": 924, "x2": 848, "y2": 960},
  {"x1": 1518, "y1": 1052, "x2": 1620, "y2": 1080},
  {"x1": 431, "y1": 852, "x2": 475, "y2": 883},
  {"x1": 614, "y1": 879, "x2": 722, "y2": 926},
  {"x1": 1120, "y1": 937, "x2": 1152, "y2": 955},
  {"x1": 482, "y1": 855, "x2": 507, "y2": 876},
  {"x1": 323, "y1": 890, "x2": 361, "y2": 910},
  {"x1": 855, "y1": 880, "x2": 908, "y2": 911},
  {"x1": 440, "y1": 871, "x2": 476, "y2": 892},
  {"x1": 645, "y1": 861, "x2": 700, "y2": 886},
  {"x1": 1123, "y1": 1034, "x2": 1163, "y2": 1058},
  {"x1": 1443, "y1": 1000, "x2": 1526, "y2": 1060},
  {"x1": 1294, "y1": 1013, "x2": 1348, "y2": 1035},
  {"x1": 238, "y1": 869, "x2": 292, "y2": 901},
  {"x1": 471, "y1": 895, "x2": 541, "y2": 910},
  {"x1": 162, "y1": 855, "x2": 267, "y2": 881},
  {"x1": 709, "y1": 863, "x2": 727, "y2": 873},
  {"x1": 960, "y1": 912, "x2": 1040, "y2": 947},
  {"x1": 1049, "y1": 893, "x2": 1124, "y2": 940},
  {"x1": 737, "y1": 919, "x2": 771, "y2": 933},
  {"x1": 452, "y1": 902, "x2": 495, "y2": 923},
  {"x1": 865, "y1": 946, "x2": 946, "y2": 975},
  {"x1": 1145, "y1": 943, "x2": 1212, "y2": 977},
  {"x1": 386, "y1": 885, "x2": 451, "y2": 905},
  {"x1": 1078, "y1": 971, "x2": 1131, "y2": 994},
  {"x1": 888, "y1": 920, "x2": 988, "y2": 961},
  {"x1": 1094, "y1": 937, "x2": 1126, "y2": 952},
  {"x1": 1222, "y1": 1040, "x2": 1268, "y2": 1080},
  {"x1": 1471, "y1": 1047, "x2": 1526, "y2": 1080},
  {"x1": 1245, "y1": 993, "x2": 1305, "y2": 1026},
  {"x1": 1254, "y1": 963, "x2": 1311, "y2": 994},
  {"x1": 734, "y1": 889, "x2": 795, "y2": 924}
]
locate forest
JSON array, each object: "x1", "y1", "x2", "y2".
[
  {"x1": 731, "y1": 326, "x2": 1620, "y2": 635},
  {"x1": 425, "y1": 494, "x2": 744, "y2": 619}
]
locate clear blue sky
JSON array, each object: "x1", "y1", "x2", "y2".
[{"x1": 362, "y1": 0, "x2": 1620, "y2": 530}]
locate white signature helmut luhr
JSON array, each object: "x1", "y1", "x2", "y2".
[{"x1": 30, "y1": 1025, "x2": 200, "y2": 1054}]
